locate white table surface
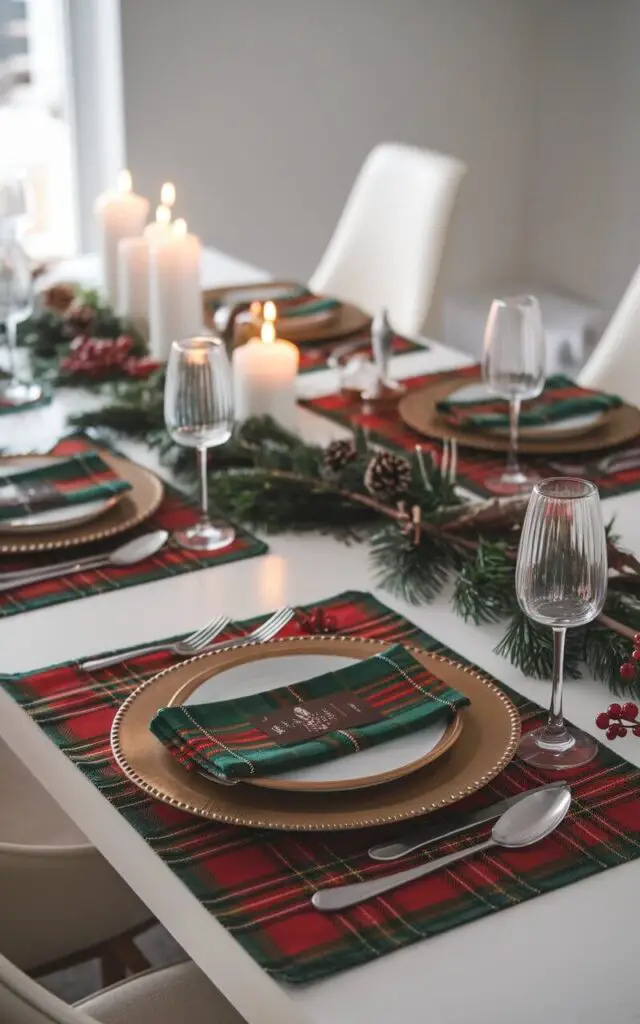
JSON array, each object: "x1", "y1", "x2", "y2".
[{"x1": 1, "y1": 249, "x2": 638, "y2": 1024}]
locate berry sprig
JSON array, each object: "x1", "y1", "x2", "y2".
[
  {"x1": 595, "y1": 702, "x2": 640, "y2": 740},
  {"x1": 618, "y1": 631, "x2": 640, "y2": 682}
]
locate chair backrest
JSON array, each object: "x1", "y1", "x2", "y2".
[
  {"x1": 0, "y1": 953, "x2": 98, "y2": 1024},
  {"x1": 309, "y1": 142, "x2": 467, "y2": 337},
  {"x1": 579, "y1": 263, "x2": 640, "y2": 403}
]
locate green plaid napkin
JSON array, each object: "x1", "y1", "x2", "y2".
[
  {"x1": 0, "y1": 452, "x2": 131, "y2": 521},
  {"x1": 150, "y1": 643, "x2": 470, "y2": 782},
  {"x1": 437, "y1": 374, "x2": 622, "y2": 430}
]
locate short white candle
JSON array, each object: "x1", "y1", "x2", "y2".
[
  {"x1": 95, "y1": 170, "x2": 149, "y2": 306},
  {"x1": 148, "y1": 218, "x2": 203, "y2": 360},
  {"x1": 232, "y1": 301, "x2": 300, "y2": 430}
]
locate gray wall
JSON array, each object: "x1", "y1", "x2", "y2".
[
  {"x1": 120, "y1": 0, "x2": 537, "y2": 289},
  {"x1": 527, "y1": 0, "x2": 640, "y2": 311}
]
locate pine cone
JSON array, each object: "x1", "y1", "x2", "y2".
[
  {"x1": 364, "y1": 452, "x2": 411, "y2": 501},
  {"x1": 62, "y1": 302, "x2": 96, "y2": 339},
  {"x1": 42, "y1": 283, "x2": 75, "y2": 314},
  {"x1": 323, "y1": 439, "x2": 357, "y2": 475}
]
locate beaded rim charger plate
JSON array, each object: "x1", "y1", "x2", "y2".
[
  {"x1": 167, "y1": 648, "x2": 464, "y2": 793},
  {"x1": 111, "y1": 635, "x2": 521, "y2": 831},
  {"x1": 0, "y1": 452, "x2": 164, "y2": 553},
  {"x1": 203, "y1": 280, "x2": 371, "y2": 343},
  {"x1": 399, "y1": 373, "x2": 640, "y2": 455}
]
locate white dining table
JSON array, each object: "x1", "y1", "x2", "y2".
[{"x1": 0, "y1": 248, "x2": 638, "y2": 1024}]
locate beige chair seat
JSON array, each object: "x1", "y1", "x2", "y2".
[
  {"x1": 1, "y1": 953, "x2": 244, "y2": 1024},
  {"x1": 0, "y1": 739, "x2": 151, "y2": 975}
]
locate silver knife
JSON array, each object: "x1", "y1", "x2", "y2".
[{"x1": 368, "y1": 781, "x2": 566, "y2": 861}]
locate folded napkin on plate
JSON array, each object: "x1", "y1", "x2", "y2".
[
  {"x1": 150, "y1": 643, "x2": 470, "y2": 782},
  {"x1": 437, "y1": 374, "x2": 622, "y2": 430},
  {"x1": 0, "y1": 452, "x2": 131, "y2": 521}
]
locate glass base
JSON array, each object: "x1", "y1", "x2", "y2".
[
  {"x1": 174, "y1": 520, "x2": 235, "y2": 553},
  {"x1": 485, "y1": 468, "x2": 539, "y2": 497},
  {"x1": 0, "y1": 378, "x2": 43, "y2": 407},
  {"x1": 518, "y1": 725, "x2": 599, "y2": 770}
]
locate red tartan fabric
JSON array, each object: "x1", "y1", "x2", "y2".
[
  {"x1": 297, "y1": 331, "x2": 423, "y2": 374},
  {"x1": 2, "y1": 590, "x2": 640, "y2": 985},
  {"x1": 0, "y1": 435, "x2": 267, "y2": 619},
  {"x1": 301, "y1": 366, "x2": 640, "y2": 499}
]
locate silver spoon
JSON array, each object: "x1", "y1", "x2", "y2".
[
  {"x1": 312, "y1": 783, "x2": 571, "y2": 912},
  {"x1": 0, "y1": 530, "x2": 169, "y2": 592}
]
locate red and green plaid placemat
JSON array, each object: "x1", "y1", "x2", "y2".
[
  {"x1": 301, "y1": 366, "x2": 640, "y2": 499},
  {"x1": 2, "y1": 590, "x2": 639, "y2": 984},
  {"x1": 298, "y1": 330, "x2": 425, "y2": 374},
  {"x1": 0, "y1": 434, "x2": 267, "y2": 619}
]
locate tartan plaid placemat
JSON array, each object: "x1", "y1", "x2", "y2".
[
  {"x1": 2, "y1": 590, "x2": 639, "y2": 984},
  {"x1": 0, "y1": 435, "x2": 267, "y2": 619},
  {"x1": 301, "y1": 366, "x2": 640, "y2": 499},
  {"x1": 298, "y1": 330, "x2": 425, "y2": 375}
]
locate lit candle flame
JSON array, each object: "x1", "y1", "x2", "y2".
[
  {"x1": 173, "y1": 217, "x2": 187, "y2": 236},
  {"x1": 155, "y1": 204, "x2": 171, "y2": 227},
  {"x1": 117, "y1": 169, "x2": 132, "y2": 193},
  {"x1": 261, "y1": 301, "x2": 276, "y2": 344},
  {"x1": 161, "y1": 181, "x2": 176, "y2": 207}
]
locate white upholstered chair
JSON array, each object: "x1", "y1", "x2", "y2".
[
  {"x1": 0, "y1": 740, "x2": 152, "y2": 984},
  {"x1": 579, "y1": 263, "x2": 640, "y2": 404},
  {"x1": 0, "y1": 952, "x2": 244, "y2": 1024},
  {"x1": 309, "y1": 142, "x2": 467, "y2": 337}
]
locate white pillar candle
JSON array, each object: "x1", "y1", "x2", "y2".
[
  {"x1": 148, "y1": 218, "x2": 203, "y2": 360},
  {"x1": 95, "y1": 170, "x2": 149, "y2": 306},
  {"x1": 232, "y1": 301, "x2": 300, "y2": 430},
  {"x1": 117, "y1": 236, "x2": 150, "y2": 325}
]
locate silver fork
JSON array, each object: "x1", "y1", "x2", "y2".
[
  {"x1": 80, "y1": 607, "x2": 296, "y2": 672},
  {"x1": 80, "y1": 614, "x2": 231, "y2": 671}
]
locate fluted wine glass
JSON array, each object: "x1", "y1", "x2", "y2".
[
  {"x1": 164, "y1": 336, "x2": 235, "y2": 552},
  {"x1": 515, "y1": 478, "x2": 607, "y2": 769},
  {"x1": 0, "y1": 230, "x2": 43, "y2": 406},
  {"x1": 482, "y1": 295, "x2": 545, "y2": 495}
]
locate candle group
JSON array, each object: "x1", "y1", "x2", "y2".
[
  {"x1": 96, "y1": 173, "x2": 202, "y2": 360},
  {"x1": 232, "y1": 301, "x2": 299, "y2": 430}
]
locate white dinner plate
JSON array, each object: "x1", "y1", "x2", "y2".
[
  {"x1": 182, "y1": 651, "x2": 455, "y2": 792},
  {"x1": 445, "y1": 383, "x2": 605, "y2": 438},
  {"x1": 0, "y1": 458, "x2": 120, "y2": 534}
]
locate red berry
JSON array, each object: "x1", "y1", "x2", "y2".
[
  {"x1": 608, "y1": 701, "x2": 624, "y2": 715},
  {"x1": 619, "y1": 662, "x2": 636, "y2": 681},
  {"x1": 632, "y1": 649, "x2": 640, "y2": 661},
  {"x1": 622, "y1": 702, "x2": 639, "y2": 721},
  {"x1": 618, "y1": 726, "x2": 628, "y2": 737},
  {"x1": 607, "y1": 725, "x2": 619, "y2": 740},
  {"x1": 634, "y1": 632, "x2": 640, "y2": 647},
  {"x1": 634, "y1": 726, "x2": 640, "y2": 737},
  {"x1": 595, "y1": 712, "x2": 610, "y2": 730}
]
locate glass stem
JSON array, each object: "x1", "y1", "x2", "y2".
[
  {"x1": 197, "y1": 446, "x2": 210, "y2": 525},
  {"x1": 547, "y1": 627, "x2": 566, "y2": 734},
  {"x1": 5, "y1": 316, "x2": 18, "y2": 381},
  {"x1": 506, "y1": 395, "x2": 521, "y2": 477}
]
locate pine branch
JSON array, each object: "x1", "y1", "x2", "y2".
[
  {"x1": 370, "y1": 523, "x2": 459, "y2": 604},
  {"x1": 452, "y1": 541, "x2": 517, "y2": 624}
]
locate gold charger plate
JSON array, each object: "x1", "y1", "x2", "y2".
[
  {"x1": 0, "y1": 452, "x2": 164, "y2": 554},
  {"x1": 203, "y1": 280, "x2": 371, "y2": 344},
  {"x1": 111, "y1": 635, "x2": 520, "y2": 831},
  {"x1": 167, "y1": 647, "x2": 463, "y2": 793},
  {"x1": 399, "y1": 373, "x2": 640, "y2": 455}
]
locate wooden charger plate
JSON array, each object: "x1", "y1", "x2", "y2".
[
  {"x1": 399, "y1": 373, "x2": 640, "y2": 455},
  {"x1": 111, "y1": 635, "x2": 520, "y2": 831},
  {"x1": 0, "y1": 452, "x2": 164, "y2": 554},
  {"x1": 203, "y1": 280, "x2": 371, "y2": 344}
]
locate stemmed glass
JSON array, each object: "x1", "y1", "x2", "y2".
[
  {"x1": 482, "y1": 295, "x2": 545, "y2": 495},
  {"x1": 164, "y1": 336, "x2": 235, "y2": 552},
  {"x1": 0, "y1": 229, "x2": 43, "y2": 407},
  {"x1": 515, "y1": 478, "x2": 608, "y2": 769}
]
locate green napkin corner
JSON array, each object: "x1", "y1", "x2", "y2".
[{"x1": 0, "y1": 452, "x2": 131, "y2": 522}]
